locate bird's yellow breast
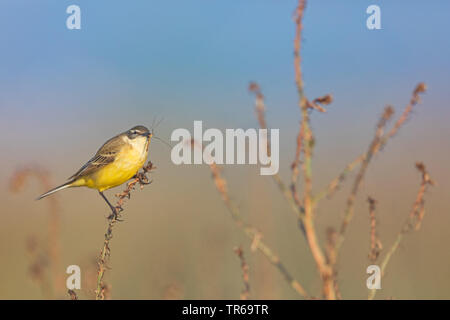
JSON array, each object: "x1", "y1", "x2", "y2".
[{"x1": 78, "y1": 137, "x2": 149, "y2": 192}]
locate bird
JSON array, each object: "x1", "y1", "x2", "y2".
[{"x1": 37, "y1": 125, "x2": 152, "y2": 216}]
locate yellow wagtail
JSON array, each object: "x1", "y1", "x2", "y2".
[{"x1": 37, "y1": 125, "x2": 152, "y2": 214}]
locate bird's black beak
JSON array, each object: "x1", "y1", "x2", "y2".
[{"x1": 143, "y1": 132, "x2": 151, "y2": 137}]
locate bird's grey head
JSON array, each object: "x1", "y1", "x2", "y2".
[{"x1": 126, "y1": 125, "x2": 151, "y2": 139}]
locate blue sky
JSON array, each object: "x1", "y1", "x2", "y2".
[{"x1": 0, "y1": 1, "x2": 449, "y2": 154}]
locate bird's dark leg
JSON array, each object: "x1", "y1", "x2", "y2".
[{"x1": 98, "y1": 191, "x2": 118, "y2": 219}]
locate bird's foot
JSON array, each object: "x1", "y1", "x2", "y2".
[
  {"x1": 137, "y1": 172, "x2": 151, "y2": 185},
  {"x1": 108, "y1": 206, "x2": 123, "y2": 221}
]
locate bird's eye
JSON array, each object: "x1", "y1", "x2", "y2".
[{"x1": 127, "y1": 130, "x2": 137, "y2": 138}]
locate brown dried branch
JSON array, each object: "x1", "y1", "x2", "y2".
[
  {"x1": 191, "y1": 139, "x2": 309, "y2": 299},
  {"x1": 247, "y1": 1, "x2": 427, "y2": 301},
  {"x1": 315, "y1": 83, "x2": 427, "y2": 206},
  {"x1": 367, "y1": 197, "x2": 382, "y2": 263},
  {"x1": 249, "y1": 82, "x2": 267, "y2": 132},
  {"x1": 314, "y1": 155, "x2": 365, "y2": 203},
  {"x1": 368, "y1": 162, "x2": 433, "y2": 300},
  {"x1": 209, "y1": 160, "x2": 309, "y2": 298},
  {"x1": 335, "y1": 106, "x2": 394, "y2": 253},
  {"x1": 290, "y1": 117, "x2": 305, "y2": 220},
  {"x1": 234, "y1": 246, "x2": 250, "y2": 300},
  {"x1": 325, "y1": 228, "x2": 337, "y2": 269},
  {"x1": 385, "y1": 83, "x2": 427, "y2": 141},
  {"x1": 324, "y1": 227, "x2": 341, "y2": 299},
  {"x1": 249, "y1": 82, "x2": 305, "y2": 223},
  {"x1": 336, "y1": 83, "x2": 427, "y2": 256},
  {"x1": 248, "y1": 0, "x2": 429, "y2": 301},
  {"x1": 290, "y1": 0, "x2": 307, "y2": 192},
  {"x1": 405, "y1": 162, "x2": 434, "y2": 232},
  {"x1": 95, "y1": 162, "x2": 154, "y2": 300},
  {"x1": 292, "y1": 0, "x2": 336, "y2": 300}
]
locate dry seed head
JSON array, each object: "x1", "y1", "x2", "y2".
[
  {"x1": 367, "y1": 196, "x2": 377, "y2": 210},
  {"x1": 414, "y1": 82, "x2": 427, "y2": 95},
  {"x1": 415, "y1": 162, "x2": 434, "y2": 185},
  {"x1": 248, "y1": 82, "x2": 260, "y2": 93},
  {"x1": 383, "y1": 106, "x2": 395, "y2": 120},
  {"x1": 313, "y1": 94, "x2": 333, "y2": 106}
]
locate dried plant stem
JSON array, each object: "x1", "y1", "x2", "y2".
[
  {"x1": 368, "y1": 163, "x2": 433, "y2": 300},
  {"x1": 95, "y1": 224, "x2": 114, "y2": 300},
  {"x1": 385, "y1": 83, "x2": 427, "y2": 141},
  {"x1": 299, "y1": 103, "x2": 335, "y2": 299},
  {"x1": 234, "y1": 246, "x2": 250, "y2": 300},
  {"x1": 292, "y1": 0, "x2": 336, "y2": 300},
  {"x1": 293, "y1": 0, "x2": 307, "y2": 107},
  {"x1": 367, "y1": 197, "x2": 382, "y2": 263},
  {"x1": 315, "y1": 83, "x2": 427, "y2": 208},
  {"x1": 95, "y1": 162, "x2": 154, "y2": 300},
  {"x1": 336, "y1": 83, "x2": 427, "y2": 257},
  {"x1": 272, "y1": 174, "x2": 305, "y2": 219},
  {"x1": 211, "y1": 0, "x2": 428, "y2": 300},
  {"x1": 249, "y1": 83, "x2": 305, "y2": 222},
  {"x1": 336, "y1": 106, "x2": 394, "y2": 253},
  {"x1": 324, "y1": 227, "x2": 341, "y2": 299},
  {"x1": 313, "y1": 155, "x2": 365, "y2": 204},
  {"x1": 292, "y1": 0, "x2": 310, "y2": 208},
  {"x1": 199, "y1": 146, "x2": 309, "y2": 298}
]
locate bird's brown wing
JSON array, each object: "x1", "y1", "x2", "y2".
[{"x1": 68, "y1": 133, "x2": 124, "y2": 180}]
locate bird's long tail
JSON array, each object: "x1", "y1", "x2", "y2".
[{"x1": 36, "y1": 180, "x2": 74, "y2": 200}]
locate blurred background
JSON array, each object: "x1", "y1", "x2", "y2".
[{"x1": 1, "y1": 0, "x2": 449, "y2": 299}]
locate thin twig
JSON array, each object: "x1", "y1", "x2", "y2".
[
  {"x1": 337, "y1": 106, "x2": 394, "y2": 248},
  {"x1": 95, "y1": 162, "x2": 154, "y2": 300},
  {"x1": 290, "y1": 0, "x2": 307, "y2": 193},
  {"x1": 367, "y1": 197, "x2": 382, "y2": 263},
  {"x1": 336, "y1": 83, "x2": 427, "y2": 256},
  {"x1": 314, "y1": 83, "x2": 427, "y2": 207},
  {"x1": 292, "y1": 0, "x2": 336, "y2": 300},
  {"x1": 368, "y1": 162, "x2": 433, "y2": 300},
  {"x1": 324, "y1": 227, "x2": 341, "y2": 299},
  {"x1": 384, "y1": 83, "x2": 427, "y2": 142},
  {"x1": 209, "y1": 161, "x2": 309, "y2": 298},
  {"x1": 234, "y1": 246, "x2": 250, "y2": 300},
  {"x1": 192, "y1": 139, "x2": 309, "y2": 299},
  {"x1": 313, "y1": 155, "x2": 365, "y2": 204},
  {"x1": 249, "y1": 82, "x2": 305, "y2": 222}
]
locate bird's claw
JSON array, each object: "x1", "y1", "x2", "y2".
[{"x1": 108, "y1": 206, "x2": 123, "y2": 220}]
